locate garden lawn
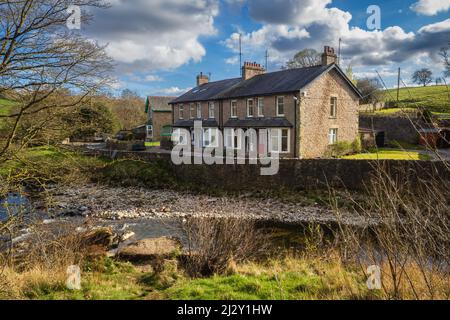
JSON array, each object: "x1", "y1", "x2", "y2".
[
  {"x1": 145, "y1": 141, "x2": 161, "y2": 147},
  {"x1": 342, "y1": 148, "x2": 431, "y2": 160}
]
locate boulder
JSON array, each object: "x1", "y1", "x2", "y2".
[
  {"x1": 116, "y1": 237, "x2": 181, "y2": 265},
  {"x1": 80, "y1": 227, "x2": 114, "y2": 248}
]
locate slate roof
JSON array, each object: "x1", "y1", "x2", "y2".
[
  {"x1": 173, "y1": 119, "x2": 219, "y2": 128},
  {"x1": 224, "y1": 118, "x2": 293, "y2": 128},
  {"x1": 170, "y1": 78, "x2": 242, "y2": 104},
  {"x1": 147, "y1": 96, "x2": 174, "y2": 111},
  {"x1": 170, "y1": 64, "x2": 362, "y2": 104}
]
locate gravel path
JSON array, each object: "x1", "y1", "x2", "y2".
[{"x1": 46, "y1": 184, "x2": 367, "y2": 226}]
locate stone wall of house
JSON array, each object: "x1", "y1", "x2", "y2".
[
  {"x1": 359, "y1": 116, "x2": 421, "y2": 144},
  {"x1": 152, "y1": 112, "x2": 172, "y2": 141},
  {"x1": 299, "y1": 69, "x2": 360, "y2": 159}
]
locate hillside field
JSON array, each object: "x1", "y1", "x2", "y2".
[
  {"x1": 0, "y1": 98, "x2": 16, "y2": 130},
  {"x1": 384, "y1": 85, "x2": 449, "y2": 114}
]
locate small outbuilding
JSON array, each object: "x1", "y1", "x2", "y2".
[
  {"x1": 419, "y1": 128, "x2": 450, "y2": 149},
  {"x1": 144, "y1": 96, "x2": 174, "y2": 141}
]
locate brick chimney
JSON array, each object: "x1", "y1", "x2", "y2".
[
  {"x1": 196, "y1": 72, "x2": 209, "y2": 86},
  {"x1": 242, "y1": 62, "x2": 266, "y2": 80},
  {"x1": 321, "y1": 46, "x2": 337, "y2": 66}
]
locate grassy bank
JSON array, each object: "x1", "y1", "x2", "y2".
[
  {"x1": 2, "y1": 256, "x2": 372, "y2": 300},
  {"x1": 0, "y1": 146, "x2": 109, "y2": 191}
]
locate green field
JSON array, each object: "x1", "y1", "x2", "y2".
[
  {"x1": 384, "y1": 85, "x2": 450, "y2": 114},
  {"x1": 0, "y1": 98, "x2": 16, "y2": 115}
]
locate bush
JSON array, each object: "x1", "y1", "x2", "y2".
[
  {"x1": 181, "y1": 217, "x2": 268, "y2": 277},
  {"x1": 351, "y1": 137, "x2": 362, "y2": 154},
  {"x1": 327, "y1": 138, "x2": 362, "y2": 157}
]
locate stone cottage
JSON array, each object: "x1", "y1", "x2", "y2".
[
  {"x1": 170, "y1": 46, "x2": 362, "y2": 158},
  {"x1": 145, "y1": 96, "x2": 174, "y2": 141}
]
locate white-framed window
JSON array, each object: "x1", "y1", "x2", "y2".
[
  {"x1": 196, "y1": 103, "x2": 202, "y2": 119},
  {"x1": 247, "y1": 99, "x2": 254, "y2": 117},
  {"x1": 224, "y1": 128, "x2": 233, "y2": 149},
  {"x1": 189, "y1": 104, "x2": 195, "y2": 119},
  {"x1": 270, "y1": 129, "x2": 280, "y2": 153},
  {"x1": 172, "y1": 128, "x2": 188, "y2": 146},
  {"x1": 258, "y1": 97, "x2": 264, "y2": 117},
  {"x1": 179, "y1": 104, "x2": 184, "y2": 119},
  {"x1": 208, "y1": 102, "x2": 215, "y2": 119},
  {"x1": 203, "y1": 128, "x2": 218, "y2": 148},
  {"x1": 281, "y1": 129, "x2": 289, "y2": 153},
  {"x1": 231, "y1": 100, "x2": 237, "y2": 118},
  {"x1": 269, "y1": 128, "x2": 290, "y2": 153},
  {"x1": 224, "y1": 128, "x2": 241, "y2": 149},
  {"x1": 330, "y1": 97, "x2": 337, "y2": 118},
  {"x1": 328, "y1": 128, "x2": 338, "y2": 145},
  {"x1": 146, "y1": 125, "x2": 153, "y2": 139},
  {"x1": 276, "y1": 96, "x2": 285, "y2": 116},
  {"x1": 246, "y1": 129, "x2": 258, "y2": 152}
]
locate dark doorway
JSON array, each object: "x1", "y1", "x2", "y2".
[{"x1": 375, "y1": 131, "x2": 385, "y2": 148}]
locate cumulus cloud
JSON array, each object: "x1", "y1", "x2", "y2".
[
  {"x1": 410, "y1": 0, "x2": 450, "y2": 16},
  {"x1": 224, "y1": 0, "x2": 450, "y2": 69},
  {"x1": 86, "y1": 0, "x2": 219, "y2": 73},
  {"x1": 144, "y1": 75, "x2": 163, "y2": 82},
  {"x1": 156, "y1": 86, "x2": 193, "y2": 95},
  {"x1": 247, "y1": 0, "x2": 337, "y2": 25},
  {"x1": 225, "y1": 56, "x2": 239, "y2": 65}
]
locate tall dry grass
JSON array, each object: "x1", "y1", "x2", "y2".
[{"x1": 332, "y1": 162, "x2": 450, "y2": 300}]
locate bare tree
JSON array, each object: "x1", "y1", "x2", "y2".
[
  {"x1": 412, "y1": 68, "x2": 433, "y2": 87},
  {"x1": 356, "y1": 77, "x2": 384, "y2": 104},
  {"x1": 0, "y1": 0, "x2": 113, "y2": 159},
  {"x1": 439, "y1": 47, "x2": 449, "y2": 77},
  {"x1": 285, "y1": 48, "x2": 321, "y2": 69}
]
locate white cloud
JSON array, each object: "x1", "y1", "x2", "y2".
[
  {"x1": 157, "y1": 86, "x2": 192, "y2": 95},
  {"x1": 86, "y1": 0, "x2": 219, "y2": 73},
  {"x1": 224, "y1": 1, "x2": 450, "y2": 69},
  {"x1": 144, "y1": 75, "x2": 163, "y2": 82},
  {"x1": 225, "y1": 56, "x2": 239, "y2": 65},
  {"x1": 410, "y1": 0, "x2": 450, "y2": 16}
]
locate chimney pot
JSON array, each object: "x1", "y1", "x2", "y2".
[
  {"x1": 321, "y1": 45, "x2": 337, "y2": 66},
  {"x1": 242, "y1": 61, "x2": 266, "y2": 80},
  {"x1": 196, "y1": 72, "x2": 209, "y2": 86}
]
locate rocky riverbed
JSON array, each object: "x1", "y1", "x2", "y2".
[{"x1": 42, "y1": 184, "x2": 366, "y2": 226}]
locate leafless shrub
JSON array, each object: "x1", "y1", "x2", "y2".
[
  {"x1": 181, "y1": 217, "x2": 268, "y2": 277},
  {"x1": 333, "y1": 163, "x2": 450, "y2": 300}
]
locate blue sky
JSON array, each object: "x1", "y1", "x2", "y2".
[{"x1": 85, "y1": 0, "x2": 450, "y2": 97}]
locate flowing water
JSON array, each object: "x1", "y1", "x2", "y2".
[{"x1": 0, "y1": 193, "x2": 30, "y2": 222}]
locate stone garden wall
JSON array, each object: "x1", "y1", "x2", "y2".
[{"x1": 88, "y1": 148, "x2": 449, "y2": 191}]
